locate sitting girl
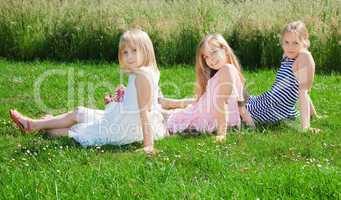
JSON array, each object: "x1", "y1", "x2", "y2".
[
  {"x1": 9, "y1": 29, "x2": 167, "y2": 154},
  {"x1": 245, "y1": 21, "x2": 318, "y2": 131},
  {"x1": 163, "y1": 34, "x2": 254, "y2": 141}
]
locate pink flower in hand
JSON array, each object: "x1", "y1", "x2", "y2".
[{"x1": 113, "y1": 85, "x2": 125, "y2": 102}]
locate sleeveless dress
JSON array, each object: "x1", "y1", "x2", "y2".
[
  {"x1": 246, "y1": 57, "x2": 299, "y2": 123},
  {"x1": 167, "y1": 64, "x2": 244, "y2": 133},
  {"x1": 68, "y1": 67, "x2": 167, "y2": 147}
]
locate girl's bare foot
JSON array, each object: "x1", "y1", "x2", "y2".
[{"x1": 9, "y1": 110, "x2": 33, "y2": 133}]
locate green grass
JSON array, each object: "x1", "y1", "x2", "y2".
[
  {"x1": 0, "y1": 59, "x2": 341, "y2": 199},
  {"x1": 0, "y1": 0, "x2": 340, "y2": 71}
]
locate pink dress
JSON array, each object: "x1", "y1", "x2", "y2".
[{"x1": 167, "y1": 64, "x2": 244, "y2": 133}]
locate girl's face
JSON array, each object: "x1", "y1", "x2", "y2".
[
  {"x1": 282, "y1": 32, "x2": 305, "y2": 59},
  {"x1": 122, "y1": 44, "x2": 143, "y2": 70},
  {"x1": 202, "y1": 43, "x2": 227, "y2": 70}
]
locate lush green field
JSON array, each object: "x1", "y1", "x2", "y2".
[
  {"x1": 0, "y1": 0, "x2": 340, "y2": 71},
  {"x1": 0, "y1": 59, "x2": 341, "y2": 199}
]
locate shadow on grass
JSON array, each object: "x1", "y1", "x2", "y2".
[
  {"x1": 42, "y1": 134, "x2": 144, "y2": 153},
  {"x1": 3, "y1": 117, "x2": 302, "y2": 159},
  {"x1": 5, "y1": 132, "x2": 145, "y2": 160}
]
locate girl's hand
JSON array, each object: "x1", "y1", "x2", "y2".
[
  {"x1": 135, "y1": 146, "x2": 159, "y2": 155},
  {"x1": 215, "y1": 135, "x2": 226, "y2": 143},
  {"x1": 104, "y1": 94, "x2": 114, "y2": 105},
  {"x1": 143, "y1": 145, "x2": 154, "y2": 155},
  {"x1": 304, "y1": 127, "x2": 321, "y2": 134},
  {"x1": 311, "y1": 114, "x2": 326, "y2": 120}
]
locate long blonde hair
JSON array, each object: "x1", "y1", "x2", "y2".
[
  {"x1": 118, "y1": 29, "x2": 159, "y2": 72},
  {"x1": 195, "y1": 34, "x2": 244, "y2": 99},
  {"x1": 281, "y1": 20, "x2": 310, "y2": 48}
]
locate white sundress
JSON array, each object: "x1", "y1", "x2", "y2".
[{"x1": 68, "y1": 67, "x2": 167, "y2": 147}]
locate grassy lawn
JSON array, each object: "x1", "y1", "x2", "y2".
[{"x1": 0, "y1": 59, "x2": 340, "y2": 199}]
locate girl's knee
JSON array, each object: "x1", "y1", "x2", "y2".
[{"x1": 72, "y1": 106, "x2": 86, "y2": 122}]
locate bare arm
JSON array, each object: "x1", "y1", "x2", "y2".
[
  {"x1": 294, "y1": 51, "x2": 316, "y2": 130},
  {"x1": 299, "y1": 90, "x2": 311, "y2": 129},
  {"x1": 214, "y1": 66, "x2": 233, "y2": 141},
  {"x1": 135, "y1": 72, "x2": 154, "y2": 154}
]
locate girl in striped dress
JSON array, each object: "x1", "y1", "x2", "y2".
[{"x1": 246, "y1": 21, "x2": 318, "y2": 132}]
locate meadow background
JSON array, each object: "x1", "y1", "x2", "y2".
[
  {"x1": 1, "y1": 0, "x2": 341, "y2": 199},
  {"x1": 0, "y1": 0, "x2": 340, "y2": 71},
  {"x1": 0, "y1": 60, "x2": 340, "y2": 199}
]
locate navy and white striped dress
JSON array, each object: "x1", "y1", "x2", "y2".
[{"x1": 246, "y1": 57, "x2": 299, "y2": 123}]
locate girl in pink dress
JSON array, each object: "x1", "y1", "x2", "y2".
[{"x1": 165, "y1": 34, "x2": 254, "y2": 141}]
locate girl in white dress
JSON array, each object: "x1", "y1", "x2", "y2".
[{"x1": 9, "y1": 29, "x2": 167, "y2": 154}]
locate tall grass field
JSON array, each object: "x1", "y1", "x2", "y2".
[{"x1": 0, "y1": 0, "x2": 340, "y2": 71}]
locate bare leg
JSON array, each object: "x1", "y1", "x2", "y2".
[
  {"x1": 13, "y1": 109, "x2": 79, "y2": 132},
  {"x1": 158, "y1": 97, "x2": 195, "y2": 110},
  {"x1": 239, "y1": 106, "x2": 256, "y2": 129},
  {"x1": 39, "y1": 115, "x2": 70, "y2": 137},
  {"x1": 159, "y1": 107, "x2": 180, "y2": 121},
  {"x1": 31, "y1": 112, "x2": 77, "y2": 131},
  {"x1": 45, "y1": 128, "x2": 70, "y2": 137}
]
